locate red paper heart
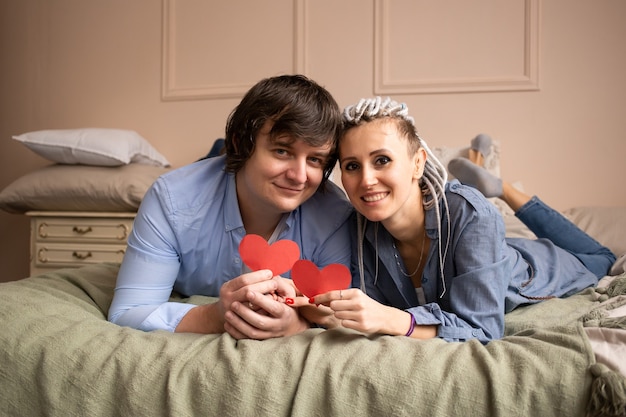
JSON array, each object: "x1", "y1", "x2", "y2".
[
  {"x1": 291, "y1": 260, "x2": 352, "y2": 298},
  {"x1": 239, "y1": 234, "x2": 300, "y2": 276}
]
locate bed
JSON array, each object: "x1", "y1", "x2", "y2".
[
  {"x1": 1, "y1": 263, "x2": 625, "y2": 416},
  {"x1": 1, "y1": 134, "x2": 625, "y2": 416}
]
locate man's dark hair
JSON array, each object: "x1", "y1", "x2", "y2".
[{"x1": 224, "y1": 74, "x2": 341, "y2": 184}]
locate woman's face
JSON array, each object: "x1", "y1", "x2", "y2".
[{"x1": 339, "y1": 119, "x2": 424, "y2": 223}]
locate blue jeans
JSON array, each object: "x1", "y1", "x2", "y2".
[{"x1": 516, "y1": 196, "x2": 616, "y2": 278}]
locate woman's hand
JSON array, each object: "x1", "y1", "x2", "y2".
[
  {"x1": 286, "y1": 289, "x2": 393, "y2": 333},
  {"x1": 287, "y1": 296, "x2": 342, "y2": 329},
  {"x1": 312, "y1": 288, "x2": 437, "y2": 337},
  {"x1": 311, "y1": 288, "x2": 406, "y2": 334},
  {"x1": 287, "y1": 289, "x2": 437, "y2": 338}
]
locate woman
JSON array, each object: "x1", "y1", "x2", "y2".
[{"x1": 309, "y1": 97, "x2": 616, "y2": 343}]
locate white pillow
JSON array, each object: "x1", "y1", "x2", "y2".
[{"x1": 13, "y1": 128, "x2": 170, "y2": 167}]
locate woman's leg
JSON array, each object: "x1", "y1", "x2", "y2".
[
  {"x1": 468, "y1": 133, "x2": 492, "y2": 167},
  {"x1": 449, "y1": 154, "x2": 616, "y2": 278},
  {"x1": 461, "y1": 133, "x2": 533, "y2": 211},
  {"x1": 516, "y1": 197, "x2": 616, "y2": 278}
]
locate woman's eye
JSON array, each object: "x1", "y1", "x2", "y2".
[
  {"x1": 343, "y1": 162, "x2": 359, "y2": 171},
  {"x1": 375, "y1": 156, "x2": 391, "y2": 166},
  {"x1": 274, "y1": 149, "x2": 288, "y2": 156}
]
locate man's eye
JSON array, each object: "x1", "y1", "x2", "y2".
[{"x1": 308, "y1": 157, "x2": 325, "y2": 166}]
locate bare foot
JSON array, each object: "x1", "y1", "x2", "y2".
[
  {"x1": 468, "y1": 134, "x2": 492, "y2": 167},
  {"x1": 469, "y1": 149, "x2": 484, "y2": 167}
]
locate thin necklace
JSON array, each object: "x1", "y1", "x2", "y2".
[{"x1": 392, "y1": 228, "x2": 426, "y2": 277}]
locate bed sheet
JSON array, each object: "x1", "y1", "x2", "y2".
[{"x1": 1, "y1": 263, "x2": 625, "y2": 417}]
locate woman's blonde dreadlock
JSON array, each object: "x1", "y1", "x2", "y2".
[{"x1": 341, "y1": 96, "x2": 451, "y2": 298}]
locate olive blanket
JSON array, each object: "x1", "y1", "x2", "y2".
[{"x1": 1, "y1": 263, "x2": 625, "y2": 417}]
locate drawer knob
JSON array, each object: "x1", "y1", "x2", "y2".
[
  {"x1": 116, "y1": 224, "x2": 129, "y2": 240},
  {"x1": 72, "y1": 226, "x2": 93, "y2": 235},
  {"x1": 38, "y1": 222, "x2": 49, "y2": 238},
  {"x1": 37, "y1": 247, "x2": 48, "y2": 263},
  {"x1": 72, "y1": 251, "x2": 93, "y2": 260}
]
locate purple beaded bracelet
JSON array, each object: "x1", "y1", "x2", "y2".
[{"x1": 405, "y1": 315, "x2": 416, "y2": 337}]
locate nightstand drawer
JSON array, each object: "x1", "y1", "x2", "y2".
[
  {"x1": 33, "y1": 243, "x2": 127, "y2": 268},
  {"x1": 34, "y1": 217, "x2": 133, "y2": 243},
  {"x1": 26, "y1": 211, "x2": 136, "y2": 276}
]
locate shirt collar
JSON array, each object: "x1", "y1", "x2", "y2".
[{"x1": 223, "y1": 172, "x2": 244, "y2": 232}]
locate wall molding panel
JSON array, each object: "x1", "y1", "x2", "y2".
[
  {"x1": 162, "y1": 0, "x2": 307, "y2": 101},
  {"x1": 374, "y1": 0, "x2": 540, "y2": 95}
]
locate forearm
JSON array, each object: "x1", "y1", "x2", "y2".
[
  {"x1": 410, "y1": 303, "x2": 492, "y2": 342},
  {"x1": 408, "y1": 323, "x2": 437, "y2": 339},
  {"x1": 175, "y1": 303, "x2": 224, "y2": 334},
  {"x1": 384, "y1": 309, "x2": 436, "y2": 339}
]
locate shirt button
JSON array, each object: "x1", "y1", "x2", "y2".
[
  {"x1": 234, "y1": 258, "x2": 240, "y2": 264},
  {"x1": 472, "y1": 330, "x2": 479, "y2": 336},
  {"x1": 422, "y1": 277, "x2": 428, "y2": 283}
]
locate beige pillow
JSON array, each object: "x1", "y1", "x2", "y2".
[{"x1": 0, "y1": 164, "x2": 170, "y2": 213}]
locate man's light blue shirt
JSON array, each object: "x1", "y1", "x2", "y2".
[{"x1": 109, "y1": 156, "x2": 353, "y2": 332}]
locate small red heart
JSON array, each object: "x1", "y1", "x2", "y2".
[
  {"x1": 239, "y1": 234, "x2": 300, "y2": 276},
  {"x1": 291, "y1": 260, "x2": 351, "y2": 298}
]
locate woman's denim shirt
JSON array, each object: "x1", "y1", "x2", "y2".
[{"x1": 350, "y1": 180, "x2": 598, "y2": 343}]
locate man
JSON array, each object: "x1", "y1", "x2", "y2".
[{"x1": 108, "y1": 75, "x2": 353, "y2": 339}]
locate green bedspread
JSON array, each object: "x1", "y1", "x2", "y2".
[{"x1": 1, "y1": 263, "x2": 625, "y2": 417}]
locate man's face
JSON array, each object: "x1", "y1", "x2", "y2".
[{"x1": 236, "y1": 121, "x2": 333, "y2": 216}]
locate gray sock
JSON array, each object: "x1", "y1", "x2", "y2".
[
  {"x1": 470, "y1": 134, "x2": 492, "y2": 158},
  {"x1": 448, "y1": 157, "x2": 503, "y2": 198}
]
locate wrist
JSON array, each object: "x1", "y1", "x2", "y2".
[
  {"x1": 405, "y1": 313, "x2": 416, "y2": 337},
  {"x1": 291, "y1": 313, "x2": 311, "y2": 335},
  {"x1": 176, "y1": 303, "x2": 224, "y2": 334}
]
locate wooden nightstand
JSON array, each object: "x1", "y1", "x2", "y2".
[{"x1": 26, "y1": 211, "x2": 135, "y2": 275}]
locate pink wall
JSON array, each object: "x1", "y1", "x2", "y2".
[{"x1": 1, "y1": 0, "x2": 625, "y2": 282}]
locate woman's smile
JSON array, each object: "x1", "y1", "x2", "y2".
[{"x1": 362, "y1": 191, "x2": 389, "y2": 203}]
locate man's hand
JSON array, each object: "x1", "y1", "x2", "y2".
[
  {"x1": 217, "y1": 269, "x2": 277, "y2": 317},
  {"x1": 176, "y1": 269, "x2": 276, "y2": 334},
  {"x1": 224, "y1": 289, "x2": 309, "y2": 339}
]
